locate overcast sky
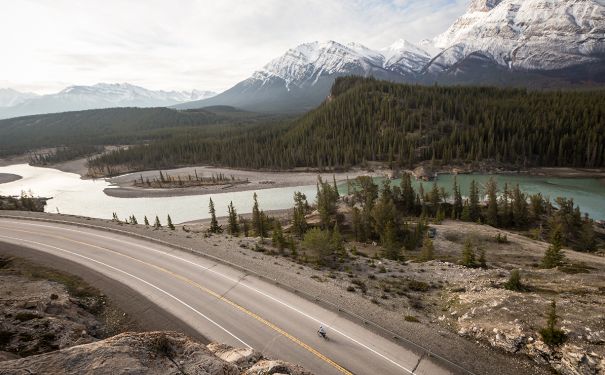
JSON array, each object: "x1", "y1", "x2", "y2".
[{"x1": 0, "y1": 0, "x2": 468, "y2": 94}]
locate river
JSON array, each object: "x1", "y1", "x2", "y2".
[{"x1": 0, "y1": 164, "x2": 604, "y2": 223}]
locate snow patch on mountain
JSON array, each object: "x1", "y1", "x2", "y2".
[
  {"x1": 0, "y1": 83, "x2": 216, "y2": 119},
  {"x1": 0, "y1": 88, "x2": 39, "y2": 108},
  {"x1": 256, "y1": 39, "x2": 429, "y2": 90},
  {"x1": 430, "y1": 0, "x2": 605, "y2": 71}
]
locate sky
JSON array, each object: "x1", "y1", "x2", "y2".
[{"x1": 0, "y1": 0, "x2": 468, "y2": 94}]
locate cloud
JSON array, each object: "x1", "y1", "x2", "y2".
[{"x1": 0, "y1": 0, "x2": 467, "y2": 94}]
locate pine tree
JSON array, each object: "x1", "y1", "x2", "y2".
[
  {"x1": 332, "y1": 175, "x2": 340, "y2": 198},
  {"x1": 578, "y1": 220, "x2": 596, "y2": 252},
  {"x1": 460, "y1": 238, "x2": 476, "y2": 267},
  {"x1": 382, "y1": 222, "x2": 400, "y2": 260},
  {"x1": 512, "y1": 184, "x2": 528, "y2": 228},
  {"x1": 461, "y1": 201, "x2": 471, "y2": 222},
  {"x1": 435, "y1": 206, "x2": 445, "y2": 223},
  {"x1": 429, "y1": 181, "x2": 440, "y2": 216},
  {"x1": 271, "y1": 221, "x2": 285, "y2": 253},
  {"x1": 208, "y1": 198, "x2": 221, "y2": 233},
  {"x1": 287, "y1": 235, "x2": 297, "y2": 258},
  {"x1": 316, "y1": 177, "x2": 338, "y2": 229},
  {"x1": 452, "y1": 176, "x2": 463, "y2": 220},
  {"x1": 251, "y1": 193, "x2": 265, "y2": 237},
  {"x1": 420, "y1": 235, "x2": 434, "y2": 262},
  {"x1": 485, "y1": 177, "x2": 498, "y2": 227},
  {"x1": 227, "y1": 201, "x2": 239, "y2": 236},
  {"x1": 400, "y1": 173, "x2": 416, "y2": 215},
  {"x1": 372, "y1": 192, "x2": 397, "y2": 241},
  {"x1": 504, "y1": 269, "x2": 523, "y2": 291},
  {"x1": 539, "y1": 300, "x2": 566, "y2": 346},
  {"x1": 469, "y1": 180, "x2": 480, "y2": 222},
  {"x1": 154, "y1": 215, "x2": 161, "y2": 229},
  {"x1": 167, "y1": 214, "x2": 175, "y2": 230},
  {"x1": 500, "y1": 183, "x2": 512, "y2": 228},
  {"x1": 292, "y1": 192, "x2": 308, "y2": 238},
  {"x1": 478, "y1": 247, "x2": 487, "y2": 268},
  {"x1": 330, "y1": 223, "x2": 346, "y2": 260},
  {"x1": 144, "y1": 215, "x2": 150, "y2": 226},
  {"x1": 541, "y1": 227, "x2": 564, "y2": 268}
]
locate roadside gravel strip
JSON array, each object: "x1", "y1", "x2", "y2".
[{"x1": 0, "y1": 211, "x2": 547, "y2": 375}]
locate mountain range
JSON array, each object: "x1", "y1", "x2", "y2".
[
  {"x1": 0, "y1": 83, "x2": 216, "y2": 119},
  {"x1": 2, "y1": 0, "x2": 603, "y2": 118},
  {"x1": 178, "y1": 0, "x2": 605, "y2": 112}
]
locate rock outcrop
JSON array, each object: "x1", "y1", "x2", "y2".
[{"x1": 0, "y1": 332, "x2": 313, "y2": 375}]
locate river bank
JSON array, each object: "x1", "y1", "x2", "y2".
[{"x1": 104, "y1": 166, "x2": 388, "y2": 198}]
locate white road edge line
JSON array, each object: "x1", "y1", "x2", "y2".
[
  {"x1": 0, "y1": 233, "x2": 252, "y2": 349},
  {"x1": 2, "y1": 220, "x2": 416, "y2": 374}
]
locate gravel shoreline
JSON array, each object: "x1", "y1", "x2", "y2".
[
  {"x1": 0, "y1": 210, "x2": 549, "y2": 375},
  {"x1": 105, "y1": 166, "x2": 387, "y2": 198}
]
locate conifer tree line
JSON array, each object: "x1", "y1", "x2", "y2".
[
  {"x1": 89, "y1": 77, "x2": 605, "y2": 173},
  {"x1": 104, "y1": 172, "x2": 598, "y2": 270}
]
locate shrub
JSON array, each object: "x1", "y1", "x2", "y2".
[
  {"x1": 504, "y1": 269, "x2": 523, "y2": 291},
  {"x1": 408, "y1": 280, "x2": 430, "y2": 292},
  {"x1": 495, "y1": 233, "x2": 509, "y2": 243},
  {"x1": 404, "y1": 315, "x2": 420, "y2": 323}
]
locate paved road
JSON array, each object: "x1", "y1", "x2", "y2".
[{"x1": 0, "y1": 218, "x2": 457, "y2": 375}]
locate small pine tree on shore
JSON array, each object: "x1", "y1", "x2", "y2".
[
  {"x1": 208, "y1": 198, "x2": 221, "y2": 233},
  {"x1": 154, "y1": 215, "x2": 161, "y2": 229},
  {"x1": 539, "y1": 300, "x2": 566, "y2": 346},
  {"x1": 227, "y1": 201, "x2": 239, "y2": 236},
  {"x1": 460, "y1": 238, "x2": 476, "y2": 267},
  {"x1": 478, "y1": 247, "x2": 487, "y2": 268},
  {"x1": 144, "y1": 216, "x2": 150, "y2": 226},
  {"x1": 167, "y1": 215, "x2": 175, "y2": 230},
  {"x1": 420, "y1": 235, "x2": 434, "y2": 262},
  {"x1": 541, "y1": 227, "x2": 564, "y2": 268}
]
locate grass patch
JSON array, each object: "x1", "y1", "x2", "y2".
[{"x1": 407, "y1": 280, "x2": 430, "y2": 292}]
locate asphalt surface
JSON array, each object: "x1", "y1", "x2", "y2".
[{"x1": 0, "y1": 218, "x2": 457, "y2": 375}]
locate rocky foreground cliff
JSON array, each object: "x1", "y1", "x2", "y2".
[{"x1": 0, "y1": 332, "x2": 311, "y2": 375}]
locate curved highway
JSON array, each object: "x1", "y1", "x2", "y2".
[{"x1": 0, "y1": 218, "x2": 457, "y2": 375}]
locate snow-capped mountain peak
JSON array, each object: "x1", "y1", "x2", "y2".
[
  {"x1": 257, "y1": 39, "x2": 429, "y2": 89},
  {"x1": 0, "y1": 83, "x2": 216, "y2": 119},
  {"x1": 431, "y1": 0, "x2": 605, "y2": 71},
  {"x1": 381, "y1": 39, "x2": 431, "y2": 75}
]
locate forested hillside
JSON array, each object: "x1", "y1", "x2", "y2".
[
  {"x1": 90, "y1": 77, "x2": 605, "y2": 172},
  {"x1": 0, "y1": 106, "x2": 287, "y2": 157}
]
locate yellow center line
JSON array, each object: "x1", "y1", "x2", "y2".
[{"x1": 1, "y1": 226, "x2": 353, "y2": 375}]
